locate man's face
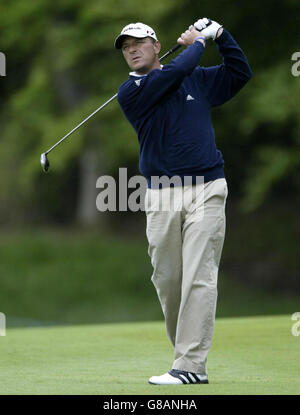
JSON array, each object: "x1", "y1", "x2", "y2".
[{"x1": 121, "y1": 36, "x2": 161, "y2": 75}]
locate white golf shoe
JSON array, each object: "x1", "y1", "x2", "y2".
[{"x1": 148, "y1": 369, "x2": 209, "y2": 385}]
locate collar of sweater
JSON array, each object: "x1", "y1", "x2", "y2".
[{"x1": 129, "y1": 65, "x2": 163, "y2": 77}]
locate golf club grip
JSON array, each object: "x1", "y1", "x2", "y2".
[{"x1": 170, "y1": 44, "x2": 182, "y2": 53}]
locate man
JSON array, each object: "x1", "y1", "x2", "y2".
[{"x1": 115, "y1": 18, "x2": 252, "y2": 385}]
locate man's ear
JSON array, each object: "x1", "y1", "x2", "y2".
[{"x1": 154, "y1": 41, "x2": 161, "y2": 55}]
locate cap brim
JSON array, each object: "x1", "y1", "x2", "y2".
[
  {"x1": 114, "y1": 34, "x2": 128, "y2": 49},
  {"x1": 114, "y1": 33, "x2": 155, "y2": 49}
]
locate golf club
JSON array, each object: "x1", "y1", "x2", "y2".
[{"x1": 40, "y1": 21, "x2": 211, "y2": 172}]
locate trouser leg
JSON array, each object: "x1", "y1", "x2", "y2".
[
  {"x1": 145, "y1": 179, "x2": 227, "y2": 374},
  {"x1": 172, "y1": 178, "x2": 227, "y2": 374},
  {"x1": 145, "y1": 188, "x2": 183, "y2": 346}
]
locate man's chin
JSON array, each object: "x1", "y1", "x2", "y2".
[{"x1": 130, "y1": 63, "x2": 146, "y2": 73}]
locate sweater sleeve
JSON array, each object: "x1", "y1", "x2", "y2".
[
  {"x1": 194, "y1": 29, "x2": 252, "y2": 107},
  {"x1": 117, "y1": 41, "x2": 205, "y2": 118}
]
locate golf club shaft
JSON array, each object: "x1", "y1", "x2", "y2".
[
  {"x1": 159, "y1": 44, "x2": 181, "y2": 61},
  {"x1": 43, "y1": 44, "x2": 182, "y2": 156},
  {"x1": 45, "y1": 93, "x2": 118, "y2": 155}
]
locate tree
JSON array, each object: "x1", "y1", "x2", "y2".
[{"x1": 0, "y1": 0, "x2": 299, "y2": 224}]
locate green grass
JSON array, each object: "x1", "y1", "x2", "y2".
[
  {"x1": 0, "y1": 229, "x2": 299, "y2": 328},
  {"x1": 0, "y1": 315, "x2": 299, "y2": 395}
]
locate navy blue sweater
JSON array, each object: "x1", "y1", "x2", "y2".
[{"x1": 117, "y1": 30, "x2": 252, "y2": 187}]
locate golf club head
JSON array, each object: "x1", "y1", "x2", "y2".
[{"x1": 40, "y1": 153, "x2": 50, "y2": 172}]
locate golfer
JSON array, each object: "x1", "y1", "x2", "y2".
[{"x1": 115, "y1": 18, "x2": 252, "y2": 385}]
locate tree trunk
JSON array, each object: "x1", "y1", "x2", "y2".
[{"x1": 76, "y1": 146, "x2": 99, "y2": 226}]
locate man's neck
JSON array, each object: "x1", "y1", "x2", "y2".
[{"x1": 130, "y1": 62, "x2": 162, "y2": 77}]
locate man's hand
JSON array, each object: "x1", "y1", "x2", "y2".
[
  {"x1": 177, "y1": 27, "x2": 206, "y2": 47},
  {"x1": 193, "y1": 18, "x2": 223, "y2": 40}
]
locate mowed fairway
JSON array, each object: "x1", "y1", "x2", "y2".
[{"x1": 0, "y1": 315, "x2": 299, "y2": 395}]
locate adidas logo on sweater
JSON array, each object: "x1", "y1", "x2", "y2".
[{"x1": 186, "y1": 94, "x2": 195, "y2": 101}]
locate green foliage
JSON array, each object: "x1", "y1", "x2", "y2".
[
  {"x1": 0, "y1": 0, "x2": 179, "y2": 221},
  {"x1": 0, "y1": 0, "x2": 299, "y2": 220},
  {"x1": 0, "y1": 229, "x2": 298, "y2": 326},
  {"x1": 240, "y1": 146, "x2": 299, "y2": 212},
  {"x1": 239, "y1": 62, "x2": 300, "y2": 210}
]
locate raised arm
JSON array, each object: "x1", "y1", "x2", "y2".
[{"x1": 194, "y1": 22, "x2": 252, "y2": 107}]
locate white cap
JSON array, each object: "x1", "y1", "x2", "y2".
[{"x1": 114, "y1": 22, "x2": 158, "y2": 49}]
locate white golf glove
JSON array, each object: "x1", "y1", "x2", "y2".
[{"x1": 193, "y1": 18, "x2": 222, "y2": 40}]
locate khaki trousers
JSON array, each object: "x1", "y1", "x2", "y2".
[{"x1": 145, "y1": 178, "x2": 228, "y2": 375}]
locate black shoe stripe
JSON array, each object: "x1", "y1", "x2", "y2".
[
  {"x1": 168, "y1": 369, "x2": 187, "y2": 384},
  {"x1": 185, "y1": 373, "x2": 195, "y2": 383},
  {"x1": 177, "y1": 374, "x2": 188, "y2": 384},
  {"x1": 189, "y1": 373, "x2": 199, "y2": 383},
  {"x1": 169, "y1": 369, "x2": 208, "y2": 384}
]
